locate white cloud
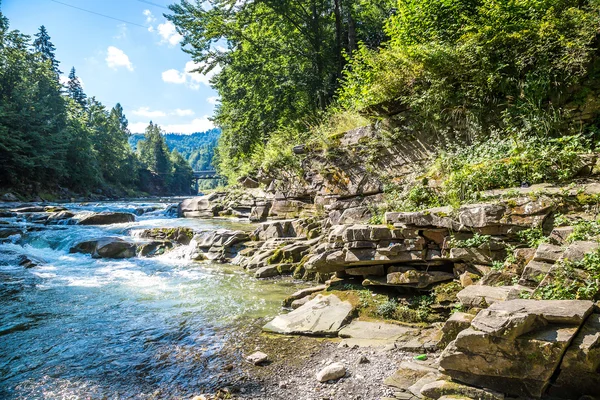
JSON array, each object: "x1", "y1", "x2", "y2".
[
  {"x1": 157, "y1": 21, "x2": 183, "y2": 46},
  {"x1": 130, "y1": 116, "x2": 214, "y2": 134},
  {"x1": 143, "y1": 9, "x2": 156, "y2": 24},
  {"x1": 161, "y1": 61, "x2": 221, "y2": 89},
  {"x1": 173, "y1": 109, "x2": 195, "y2": 116},
  {"x1": 207, "y1": 96, "x2": 219, "y2": 104},
  {"x1": 162, "y1": 69, "x2": 187, "y2": 84},
  {"x1": 132, "y1": 107, "x2": 166, "y2": 118},
  {"x1": 106, "y1": 46, "x2": 134, "y2": 71}
]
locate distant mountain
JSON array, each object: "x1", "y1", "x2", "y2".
[{"x1": 129, "y1": 129, "x2": 220, "y2": 171}]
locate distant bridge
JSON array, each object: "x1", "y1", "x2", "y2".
[{"x1": 192, "y1": 170, "x2": 220, "y2": 180}]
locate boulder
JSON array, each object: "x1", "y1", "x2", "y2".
[
  {"x1": 439, "y1": 300, "x2": 594, "y2": 398},
  {"x1": 316, "y1": 362, "x2": 346, "y2": 382},
  {"x1": 0, "y1": 227, "x2": 23, "y2": 239},
  {"x1": 77, "y1": 212, "x2": 135, "y2": 225},
  {"x1": 550, "y1": 313, "x2": 600, "y2": 398},
  {"x1": 263, "y1": 294, "x2": 353, "y2": 336},
  {"x1": 11, "y1": 206, "x2": 45, "y2": 213},
  {"x1": 139, "y1": 227, "x2": 194, "y2": 245},
  {"x1": 456, "y1": 285, "x2": 521, "y2": 307},
  {"x1": 253, "y1": 220, "x2": 297, "y2": 240},
  {"x1": 345, "y1": 265, "x2": 385, "y2": 276},
  {"x1": 137, "y1": 241, "x2": 173, "y2": 257},
  {"x1": 70, "y1": 237, "x2": 137, "y2": 259}
]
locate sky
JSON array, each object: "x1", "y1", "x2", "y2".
[{"x1": 2, "y1": 0, "x2": 219, "y2": 134}]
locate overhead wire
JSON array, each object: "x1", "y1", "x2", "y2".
[
  {"x1": 49, "y1": 0, "x2": 148, "y2": 28},
  {"x1": 134, "y1": 0, "x2": 170, "y2": 10}
]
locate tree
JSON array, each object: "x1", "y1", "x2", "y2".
[
  {"x1": 137, "y1": 122, "x2": 173, "y2": 189},
  {"x1": 67, "y1": 66, "x2": 86, "y2": 108},
  {"x1": 33, "y1": 25, "x2": 61, "y2": 77},
  {"x1": 167, "y1": 0, "x2": 395, "y2": 178}
]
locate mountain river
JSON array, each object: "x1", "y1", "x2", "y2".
[{"x1": 0, "y1": 200, "x2": 300, "y2": 399}]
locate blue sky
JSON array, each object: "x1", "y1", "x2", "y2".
[{"x1": 2, "y1": 0, "x2": 219, "y2": 134}]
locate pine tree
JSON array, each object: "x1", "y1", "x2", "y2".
[
  {"x1": 33, "y1": 25, "x2": 61, "y2": 76},
  {"x1": 67, "y1": 67, "x2": 87, "y2": 108}
]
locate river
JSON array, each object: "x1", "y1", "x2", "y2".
[{"x1": 0, "y1": 200, "x2": 299, "y2": 399}]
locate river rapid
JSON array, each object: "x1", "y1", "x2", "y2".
[{"x1": 0, "y1": 200, "x2": 300, "y2": 399}]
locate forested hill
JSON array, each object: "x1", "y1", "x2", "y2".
[{"x1": 129, "y1": 129, "x2": 220, "y2": 171}]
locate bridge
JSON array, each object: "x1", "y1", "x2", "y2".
[{"x1": 192, "y1": 170, "x2": 219, "y2": 180}]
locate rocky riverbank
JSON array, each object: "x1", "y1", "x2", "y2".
[{"x1": 4, "y1": 175, "x2": 600, "y2": 398}]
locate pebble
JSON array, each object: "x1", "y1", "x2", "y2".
[
  {"x1": 316, "y1": 362, "x2": 347, "y2": 382},
  {"x1": 246, "y1": 351, "x2": 269, "y2": 365}
]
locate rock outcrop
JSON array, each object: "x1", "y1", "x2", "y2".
[
  {"x1": 70, "y1": 237, "x2": 137, "y2": 259},
  {"x1": 439, "y1": 299, "x2": 594, "y2": 397}
]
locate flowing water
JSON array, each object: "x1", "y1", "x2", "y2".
[{"x1": 0, "y1": 200, "x2": 299, "y2": 399}]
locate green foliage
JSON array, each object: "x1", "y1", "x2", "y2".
[
  {"x1": 532, "y1": 247, "x2": 600, "y2": 300},
  {"x1": 376, "y1": 298, "x2": 399, "y2": 319},
  {"x1": 431, "y1": 133, "x2": 588, "y2": 206},
  {"x1": 567, "y1": 219, "x2": 600, "y2": 242},
  {"x1": 449, "y1": 233, "x2": 491, "y2": 248},
  {"x1": 516, "y1": 228, "x2": 549, "y2": 248}
]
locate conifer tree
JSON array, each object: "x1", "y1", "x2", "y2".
[
  {"x1": 33, "y1": 25, "x2": 61, "y2": 76},
  {"x1": 67, "y1": 67, "x2": 87, "y2": 108}
]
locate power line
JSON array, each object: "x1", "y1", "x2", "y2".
[
  {"x1": 135, "y1": 0, "x2": 170, "y2": 10},
  {"x1": 49, "y1": 0, "x2": 148, "y2": 28}
]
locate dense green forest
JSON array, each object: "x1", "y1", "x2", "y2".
[
  {"x1": 0, "y1": 11, "x2": 194, "y2": 198},
  {"x1": 170, "y1": 0, "x2": 600, "y2": 200},
  {"x1": 129, "y1": 129, "x2": 220, "y2": 171}
]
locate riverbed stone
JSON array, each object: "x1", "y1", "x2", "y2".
[
  {"x1": 178, "y1": 194, "x2": 223, "y2": 218},
  {"x1": 77, "y1": 212, "x2": 135, "y2": 225},
  {"x1": 246, "y1": 351, "x2": 269, "y2": 365},
  {"x1": 518, "y1": 260, "x2": 553, "y2": 287},
  {"x1": 339, "y1": 320, "x2": 417, "y2": 345},
  {"x1": 45, "y1": 210, "x2": 75, "y2": 224},
  {"x1": 139, "y1": 227, "x2": 194, "y2": 245},
  {"x1": 255, "y1": 265, "x2": 280, "y2": 278},
  {"x1": 263, "y1": 294, "x2": 353, "y2": 336},
  {"x1": 316, "y1": 362, "x2": 346, "y2": 382},
  {"x1": 561, "y1": 241, "x2": 600, "y2": 262},
  {"x1": 345, "y1": 265, "x2": 385, "y2": 276}
]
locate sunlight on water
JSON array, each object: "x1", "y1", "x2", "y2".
[{"x1": 0, "y1": 200, "x2": 299, "y2": 399}]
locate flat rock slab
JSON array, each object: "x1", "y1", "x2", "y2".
[
  {"x1": 339, "y1": 320, "x2": 417, "y2": 344},
  {"x1": 456, "y1": 285, "x2": 521, "y2": 307},
  {"x1": 263, "y1": 294, "x2": 353, "y2": 336}
]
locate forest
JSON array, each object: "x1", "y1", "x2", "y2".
[
  {"x1": 0, "y1": 12, "x2": 195, "y2": 198},
  {"x1": 129, "y1": 128, "x2": 220, "y2": 172},
  {"x1": 169, "y1": 0, "x2": 600, "y2": 203}
]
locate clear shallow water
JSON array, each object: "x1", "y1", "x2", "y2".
[{"x1": 0, "y1": 201, "x2": 297, "y2": 399}]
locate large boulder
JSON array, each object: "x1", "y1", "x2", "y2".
[
  {"x1": 456, "y1": 285, "x2": 521, "y2": 307},
  {"x1": 70, "y1": 237, "x2": 137, "y2": 259},
  {"x1": 439, "y1": 299, "x2": 594, "y2": 398},
  {"x1": 77, "y1": 212, "x2": 135, "y2": 225},
  {"x1": 178, "y1": 193, "x2": 223, "y2": 218},
  {"x1": 263, "y1": 294, "x2": 353, "y2": 336}
]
